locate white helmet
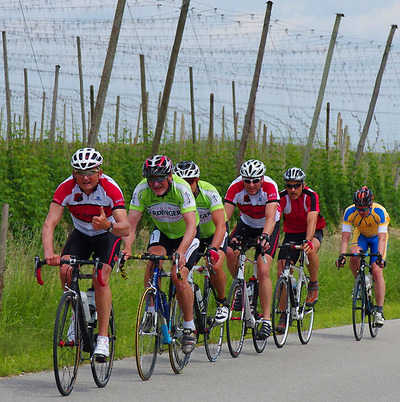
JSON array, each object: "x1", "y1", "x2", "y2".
[
  {"x1": 71, "y1": 148, "x2": 103, "y2": 170},
  {"x1": 173, "y1": 161, "x2": 200, "y2": 179},
  {"x1": 283, "y1": 167, "x2": 306, "y2": 182},
  {"x1": 240, "y1": 159, "x2": 265, "y2": 179}
]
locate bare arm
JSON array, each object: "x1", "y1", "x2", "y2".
[
  {"x1": 122, "y1": 209, "x2": 143, "y2": 255},
  {"x1": 339, "y1": 231, "x2": 352, "y2": 254},
  {"x1": 305, "y1": 211, "x2": 318, "y2": 241},
  {"x1": 42, "y1": 202, "x2": 64, "y2": 265},
  {"x1": 210, "y1": 208, "x2": 226, "y2": 250},
  {"x1": 224, "y1": 202, "x2": 235, "y2": 222},
  {"x1": 262, "y1": 202, "x2": 278, "y2": 236}
]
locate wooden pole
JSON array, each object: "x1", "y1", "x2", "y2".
[
  {"x1": 189, "y1": 66, "x2": 196, "y2": 143},
  {"x1": 232, "y1": 81, "x2": 237, "y2": 145},
  {"x1": 2, "y1": 32, "x2": 12, "y2": 144},
  {"x1": 302, "y1": 13, "x2": 344, "y2": 170},
  {"x1": 151, "y1": 0, "x2": 190, "y2": 154},
  {"x1": 0, "y1": 203, "x2": 9, "y2": 315},
  {"x1": 88, "y1": 0, "x2": 126, "y2": 147},
  {"x1": 354, "y1": 24, "x2": 398, "y2": 166},
  {"x1": 40, "y1": 92, "x2": 45, "y2": 142},
  {"x1": 326, "y1": 102, "x2": 330, "y2": 154},
  {"x1": 50, "y1": 65, "x2": 60, "y2": 141},
  {"x1": 77, "y1": 36, "x2": 87, "y2": 143},
  {"x1": 139, "y1": 54, "x2": 149, "y2": 143},
  {"x1": 208, "y1": 93, "x2": 214, "y2": 144},
  {"x1": 115, "y1": 95, "x2": 120, "y2": 143},
  {"x1": 23, "y1": 68, "x2": 30, "y2": 139},
  {"x1": 236, "y1": 1, "x2": 273, "y2": 173}
]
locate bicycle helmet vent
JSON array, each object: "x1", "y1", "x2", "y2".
[
  {"x1": 173, "y1": 160, "x2": 200, "y2": 178},
  {"x1": 240, "y1": 159, "x2": 265, "y2": 179},
  {"x1": 283, "y1": 167, "x2": 306, "y2": 182},
  {"x1": 353, "y1": 186, "x2": 374, "y2": 206},
  {"x1": 142, "y1": 155, "x2": 173, "y2": 177},
  {"x1": 71, "y1": 148, "x2": 103, "y2": 170}
]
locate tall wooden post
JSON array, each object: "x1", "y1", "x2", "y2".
[
  {"x1": 139, "y1": 54, "x2": 149, "y2": 143},
  {"x1": 77, "y1": 36, "x2": 86, "y2": 143},
  {"x1": 189, "y1": 66, "x2": 196, "y2": 143},
  {"x1": 151, "y1": 0, "x2": 190, "y2": 155},
  {"x1": 40, "y1": 92, "x2": 45, "y2": 141},
  {"x1": 2, "y1": 32, "x2": 12, "y2": 143},
  {"x1": 302, "y1": 13, "x2": 344, "y2": 170},
  {"x1": 115, "y1": 95, "x2": 120, "y2": 143},
  {"x1": 88, "y1": 0, "x2": 126, "y2": 147},
  {"x1": 208, "y1": 93, "x2": 214, "y2": 144},
  {"x1": 236, "y1": 1, "x2": 272, "y2": 173},
  {"x1": 23, "y1": 68, "x2": 30, "y2": 139},
  {"x1": 49, "y1": 65, "x2": 60, "y2": 141}
]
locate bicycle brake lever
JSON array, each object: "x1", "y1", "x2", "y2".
[
  {"x1": 95, "y1": 259, "x2": 106, "y2": 287},
  {"x1": 35, "y1": 256, "x2": 44, "y2": 286}
]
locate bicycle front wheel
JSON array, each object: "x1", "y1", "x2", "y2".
[
  {"x1": 53, "y1": 291, "x2": 80, "y2": 396},
  {"x1": 272, "y1": 277, "x2": 290, "y2": 348},
  {"x1": 367, "y1": 282, "x2": 379, "y2": 338},
  {"x1": 251, "y1": 282, "x2": 267, "y2": 353},
  {"x1": 169, "y1": 295, "x2": 189, "y2": 373},
  {"x1": 135, "y1": 287, "x2": 159, "y2": 380},
  {"x1": 352, "y1": 275, "x2": 366, "y2": 341},
  {"x1": 226, "y1": 279, "x2": 246, "y2": 358},
  {"x1": 297, "y1": 278, "x2": 314, "y2": 344},
  {"x1": 91, "y1": 305, "x2": 115, "y2": 387},
  {"x1": 203, "y1": 283, "x2": 224, "y2": 362}
]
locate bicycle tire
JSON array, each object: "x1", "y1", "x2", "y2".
[
  {"x1": 352, "y1": 275, "x2": 366, "y2": 341},
  {"x1": 169, "y1": 295, "x2": 189, "y2": 373},
  {"x1": 203, "y1": 282, "x2": 224, "y2": 362},
  {"x1": 135, "y1": 287, "x2": 159, "y2": 380},
  {"x1": 91, "y1": 305, "x2": 115, "y2": 387},
  {"x1": 367, "y1": 282, "x2": 379, "y2": 338},
  {"x1": 53, "y1": 291, "x2": 80, "y2": 396},
  {"x1": 251, "y1": 281, "x2": 267, "y2": 353},
  {"x1": 297, "y1": 277, "x2": 314, "y2": 344},
  {"x1": 272, "y1": 277, "x2": 290, "y2": 348},
  {"x1": 226, "y1": 279, "x2": 246, "y2": 358}
]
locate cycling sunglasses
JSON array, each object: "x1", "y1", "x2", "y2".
[
  {"x1": 286, "y1": 183, "x2": 302, "y2": 189},
  {"x1": 184, "y1": 178, "x2": 197, "y2": 185},
  {"x1": 147, "y1": 176, "x2": 168, "y2": 183},
  {"x1": 356, "y1": 206, "x2": 370, "y2": 212},
  {"x1": 243, "y1": 178, "x2": 261, "y2": 184},
  {"x1": 74, "y1": 169, "x2": 100, "y2": 177}
]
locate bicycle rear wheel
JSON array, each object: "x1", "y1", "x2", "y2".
[
  {"x1": 251, "y1": 282, "x2": 267, "y2": 353},
  {"x1": 91, "y1": 305, "x2": 115, "y2": 387},
  {"x1": 297, "y1": 278, "x2": 314, "y2": 344},
  {"x1": 226, "y1": 279, "x2": 246, "y2": 358},
  {"x1": 169, "y1": 295, "x2": 189, "y2": 373},
  {"x1": 367, "y1": 282, "x2": 379, "y2": 338},
  {"x1": 53, "y1": 291, "x2": 80, "y2": 396},
  {"x1": 352, "y1": 275, "x2": 366, "y2": 341},
  {"x1": 135, "y1": 287, "x2": 159, "y2": 380},
  {"x1": 203, "y1": 283, "x2": 224, "y2": 362},
  {"x1": 272, "y1": 277, "x2": 290, "y2": 348}
]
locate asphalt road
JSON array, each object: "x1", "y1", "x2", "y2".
[{"x1": 1, "y1": 320, "x2": 399, "y2": 401}]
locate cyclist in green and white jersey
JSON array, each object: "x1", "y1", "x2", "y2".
[
  {"x1": 122, "y1": 155, "x2": 200, "y2": 354},
  {"x1": 174, "y1": 161, "x2": 229, "y2": 324}
]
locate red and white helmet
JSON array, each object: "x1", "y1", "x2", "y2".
[{"x1": 142, "y1": 155, "x2": 173, "y2": 177}]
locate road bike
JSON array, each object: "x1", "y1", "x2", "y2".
[
  {"x1": 226, "y1": 237, "x2": 267, "y2": 358},
  {"x1": 117, "y1": 252, "x2": 188, "y2": 381},
  {"x1": 35, "y1": 256, "x2": 115, "y2": 396},
  {"x1": 188, "y1": 252, "x2": 224, "y2": 362},
  {"x1": 338, "y1": 251, "x2": 381, "y2": 341},
  {"x1": 272, "y1": 242, "x2": 314, "y2": 348}
]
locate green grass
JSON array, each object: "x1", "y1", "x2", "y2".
[{"x1": 0, "y1": 228, "x2": 399, "y2": 377}]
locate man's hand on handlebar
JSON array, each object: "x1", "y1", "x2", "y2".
[{"x1": 335, "y1": 254, "x2": 346, "y2": 269}]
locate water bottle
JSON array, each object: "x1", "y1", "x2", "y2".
[
  {"x1": 80, "y1": 291, "x2": 90, "y2": 323},
  {"x1": 247, "y1": 278, "x2": 256, "y2": 313},
  {"x1": 291, "y1": 277, "x2": 298, "y2": 295},
  {"x1": 159, "y1": 290, "x2": 169, "y2": 320},
  {"x1": 194, "y1": 283, "x2": 204, "y2": 311},
  {"x1": 87, "y1": 288, "x2": 96, "y2": 324},
  {"x1": 365, "y1": 273, "x2": 373, "y2": 296}
]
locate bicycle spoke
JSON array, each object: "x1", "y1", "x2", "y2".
[
  {"x1": 297, "y1": 278, "x2": 314, "y2": 344},
  {"x1": 352, "y1": 275, "x2": 366, "y2": 341},
  {"x1": 272, "y1": 277, "x2": 290, "y2": 348}
]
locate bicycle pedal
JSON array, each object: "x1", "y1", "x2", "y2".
[{"x1": 94, "y1": 354, "x2": 107, "y2": 363}]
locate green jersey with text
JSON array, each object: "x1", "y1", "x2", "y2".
[
  {"x1": 196, "y1": 180, "x2": 226, "y2": 239},
  {"x1": 129, "y1": 174, "x2": 198, "y2": 239}
]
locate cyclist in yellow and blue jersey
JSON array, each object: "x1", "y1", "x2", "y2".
[
  {"x1": 336, "y1": 186, "x2": 389, "y2": 327},
  {"x1": 174, "y1": 160, "x2": 229, "y2": 325}
]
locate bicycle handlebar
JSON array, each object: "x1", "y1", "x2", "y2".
[
  {"x1": 339, "y1": 252, "x2": 382, "y2": 258},
  {"x1": 34, "y1": 256, "x2": 105, "y2": 287}
]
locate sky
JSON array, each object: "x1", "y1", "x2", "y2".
[{"x1": 1, "y1": 0, "x2": 399, "y2": 150}]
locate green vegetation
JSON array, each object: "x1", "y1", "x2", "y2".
[{"x1": 0, "y1": 139, "x2": 399, "y2": 377}]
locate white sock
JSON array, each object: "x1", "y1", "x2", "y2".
[{"x1": 183, "y1": 320, "x2": 195, "y2": 330}]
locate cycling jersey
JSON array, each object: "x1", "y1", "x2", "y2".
[
  {"x1": 129, "y1": 174, "x2": 199, "y2": 239},
  {"x1": 195, "y1": 180, "x2": 226, "y2": 239},
  {"x1": 279, "y1": 186, "x2": 326, "y2": 233},
  {"x1": 224, "y1": 176, "x2": 280, "y2": 228},
  {"x1": 53, "y1": 174, "x2": 126, "y2": 237},
  {"x1": 342, "y1": 202, "x2": 390, "y2": 237}
]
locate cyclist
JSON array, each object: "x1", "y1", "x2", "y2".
[
  {"x1": 42, "y1": 147, "x2": 130, "y2": 359},
  {"x1": 224, "y1": 159, "x2": 280, "y2": 340},
  {"x1": 277, "y1": 167, "x2": 325, "y2": 333},
  {"x1": 174, "y1": 160, "x2": 229, "y2": 324},
  {"x1": 335, "y1": 186, "x2": 389, "y2": 327},
  {"x1": 122, "y1": 155, "x2": 200, "y2": 354}
]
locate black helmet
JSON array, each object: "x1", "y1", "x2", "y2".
[
  {"x1": 142, "y1": 155, "x2": 173, "y2": 177},
  {"x1": 353, "y1": 186, "x2": 374, "y2": 207}
]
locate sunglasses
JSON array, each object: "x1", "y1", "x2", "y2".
[
  {"x1": 356, "y1": 206, "x2": 370, "y2": 212},
  {"x1": 147, "y1": 176, "x2": 168, "y2": 183},
  {"x1": 74, "y1": 169, "x2": 99, "y2": 177},
  {"x1": 184, "y1": 178, "x2": 197, "y2": 185},
  {"x1": 286, "y1": 183, "x2": 302, "y2": 189},
  {"x1": 243, "y1": 178, "x2": 261, "y2": 184}
]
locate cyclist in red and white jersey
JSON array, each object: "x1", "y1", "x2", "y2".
[
  {"x1": 224, "y1": 159, "x2": 280, "y2": 340},
  {"x1": 42, "y1": 148, "x2": 130, "y2": 359},
  {"x1": 277, "y1": 167, "x2": 325, "y2": 332}
]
